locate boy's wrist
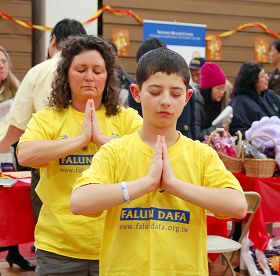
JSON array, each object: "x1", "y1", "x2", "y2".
[
  {"x1": 162, "y1": 177, "x2": 179, "y2": 195},
  {"x1": 143, "y1": 176, "x2": 158, "y2": 192}
]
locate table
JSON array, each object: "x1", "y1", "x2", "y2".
[
  {"x1": 0, "y1": 179, "x2": 35, "y2": 247},
  {"x1": 233, "y1": 172, "x2": 280, "y2": 250}
]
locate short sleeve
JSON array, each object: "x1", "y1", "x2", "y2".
[
  {"x1": 18, "y1": 108, "x2": 55, "y2": 144},
  {"x1": 5, "y1": 68, "x2": 37, "y2": 130},
  {"x1": 120, "y1": 107, "x2": 142, "y2": 135},
  {"x1": 73, "y1": 141, "x2": 118, "y2": 191}
]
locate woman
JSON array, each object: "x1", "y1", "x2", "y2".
[
  {"x1": 0, "y1": 46, "x2": 35, "y2": 271},
  {"x1": 195, "y1": 62, "x2": 228, "y2": 141},
  {"x1": 0, "y1": 46, "x2": 19, "y2": 101},
  {"x1": 17, "y1": 35, "x2": 142, "y2": 275},
  {"x1": 229, "y1": 61, "x2": 280, "y2": 136}
]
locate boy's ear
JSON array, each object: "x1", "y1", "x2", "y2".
[
  {"x1": 130, "y1": 84, "x2": 141, "y2": 103},
  {"x1": 184, "y1": 89, "x2": 193, "y2": 106}
]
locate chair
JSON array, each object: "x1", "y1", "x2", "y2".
[{"x1": 207, "y1": 191, "x2": 261, "y2": 276}]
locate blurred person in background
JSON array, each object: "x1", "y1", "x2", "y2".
[
  {"x1": 189, "y1": 57, "x2": 206, "y2": 94},
  {"x1": 108, "y1": 41, "x2": 135, "y2": 107},
  {"x1": 229, "y1": 61, "x2": 280, "y2": 136},
  {"x1": 0, "y1": 46, "x2": 19, "y2": 100},
  {"x1": 0, "y1": 46, "x2": 35, "y2": 271},
  {"x1": 195, "y1": 62, "x2": 229, "y2": 141},
  {"x1": 268, "y1": 40, "x2": 280, "y2": 96},
  {"x1": 0, "y1": 46, "x2": 19, "y2": 140}
]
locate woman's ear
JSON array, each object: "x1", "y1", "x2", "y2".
[{"x1": 130, "y1": 84, "x2": 141, "y2": 103}]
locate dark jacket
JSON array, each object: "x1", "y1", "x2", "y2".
[
  {"x1": 229, "y1": 89, "x2": 280, "y2": 136},
  {"x1": 194, "y1": 90, "x2": 218, "y2": 141},
  {"x1": 269, "y1": 69, "x2": 280, "y2": 96},
  {"x1": 128, "y1": 88, "x2": 196, "y2": 139}
]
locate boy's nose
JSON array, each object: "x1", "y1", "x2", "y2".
[{"x1": 160, "y1": 94, "x2": 171, "y2": 107}]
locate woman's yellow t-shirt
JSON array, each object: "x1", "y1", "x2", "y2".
[{"x1": 18, "y1": 105, "x2": 142, "y2": 259}]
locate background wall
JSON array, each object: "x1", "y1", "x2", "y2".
[
  {"x1": 1, "y1": 0, "x2": 280, "y2": 83},
  {"x1": 0, "y1": 0, "x2": 32, "y2": 80},
  {"x1": 102, "y1": 0, "x2": 280, "y2": 82}
]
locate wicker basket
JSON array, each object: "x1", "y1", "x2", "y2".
[
  {"x1": 207, "y1": 129, "x2": 244, "y2": 173},
  {"x1": 243, "y1": 134, "x2": 277, "y2": 178}
]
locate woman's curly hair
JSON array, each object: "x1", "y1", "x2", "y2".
[{"x1": 48, "y1": 35, "x2": 121, "y2": 115}]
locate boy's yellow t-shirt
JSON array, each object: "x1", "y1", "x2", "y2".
[
  {"x1": 18, "y1": 105, "x2": 142, "y2": 259},
  {"x1": 75, "y1": 132, "x2": 243, "y2": 275}
]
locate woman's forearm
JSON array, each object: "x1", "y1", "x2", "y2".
[{"x1": 17, "y1": 135, "x2": 88, "y2": 167}]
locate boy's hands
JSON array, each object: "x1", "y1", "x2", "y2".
[
  {"x1": 146, "y1": 135, "x2": 176, "y2": 193},
  {"x1": 146, "y1": 135, "x2": 163, "y2": 192},
  {"x1": 160, "y1": 136, "x2": 176, "y2": 191}
]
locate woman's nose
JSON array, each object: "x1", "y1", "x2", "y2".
[{"x1": 84, "y1": 71, "x2": 94, "y2": 81}]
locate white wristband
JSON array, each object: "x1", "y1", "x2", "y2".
[{"x1": 121, "y1": 181, "x2": 130, "y2": 203}]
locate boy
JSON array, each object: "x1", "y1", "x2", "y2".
[{"x1": 71, "y1": 48, "x2": 247, "y2": 275}]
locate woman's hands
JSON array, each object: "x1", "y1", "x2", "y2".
[
  {"x1": 81, "y1": 99, "x2": 94, "y2": 144},
  {"x1": 146, "y1": 135, "x2": 176, "y2": 193},
  {"x1": 81, "y1": 99, "x2": 107, "y2": 146}
]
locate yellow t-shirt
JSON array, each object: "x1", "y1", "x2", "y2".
[
  {"x1": 18, "y1": 105, "x2": 142, "y2": 259},
  {"x1": 75, "y1": 132, "x2": 243, "y2": 275}
]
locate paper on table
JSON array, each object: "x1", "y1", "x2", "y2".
[
  {"x1": 3, "y1": 171, "x2": 31, "y2": 179},
  {"x1": 17, "y1": 178, "x2": 31, "y2": 184},
  {"x1": 0, "y1": 177, "x2": 17, "y2": 187}
]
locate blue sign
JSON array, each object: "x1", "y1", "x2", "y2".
[
  {"x1": 143, "y1": 20, "x2": 206, "y2": 64},
  {"x1": 143, "y1": 20, "x2": 206, "y2": 47}
]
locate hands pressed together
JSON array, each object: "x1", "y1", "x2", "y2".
[
  {"x1": 146, "y1": 135, "x2": 176, "y2": 193},
  {"x1": 81, "y1": 99, "x2": 106, "y2": 147}
]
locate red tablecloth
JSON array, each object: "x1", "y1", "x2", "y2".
[
  {"x1": 234, "y1": 173, "x2": 280, "y2": 251},
  {"x1": 207, "y1": 216, "x2": 228, "y2": 261},
  {"x1": 0, "y1": 179, "x2": 35, "y2": 247}
]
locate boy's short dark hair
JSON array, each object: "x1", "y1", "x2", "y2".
[
  {"x1": 50, "y1": 18, "x2": 87, "y2": 48},
  {"x1": 136, "y1": 48, "x2": 190, "y2": 88},
  {"x1": 136, "y1": 38, "x2": 167, "y2": 62}
]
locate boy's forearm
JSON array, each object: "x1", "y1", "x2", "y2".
[
  {"x1": 168, "y1": 179, "x2": 247, "y2": 219},
  {"x1": 71, "y1": 177, "x2": 153, "y2": 215}
]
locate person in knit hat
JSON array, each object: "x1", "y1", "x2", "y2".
[{"x1": 194, "y1": 62, "x2": 229, "y2": 141}]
